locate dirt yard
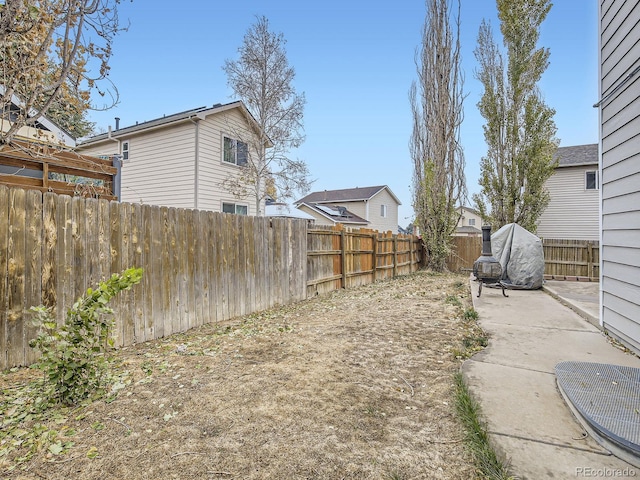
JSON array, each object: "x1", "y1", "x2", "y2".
[{"x1": 2, "y1": 271, "x2": 482, "y2": 479}]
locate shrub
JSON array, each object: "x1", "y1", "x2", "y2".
[{"x1": 30, "y1": 267, "x2": 143, "y2": 406}]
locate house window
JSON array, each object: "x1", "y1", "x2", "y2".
[
  {"x1": 468, "y1": 218, "x2": 476, "y2": 226},
  {"x1": 223, "y1": 136, "x2": 248, "y2": 166},
  {"x1": 381, "y1": 204, "x2": 387, "y2": 218},
  {"x1": 585, "y1": 170, "x2": 599, "y2": 190},
  {"x1": 222, "y1": 202, "x2": 248, "y2": 215},
  {"x1": 122, "y1": 141, "x2": 129, "y2": 161}
]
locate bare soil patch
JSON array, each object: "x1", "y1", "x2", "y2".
[{"x1": 2, "y1": 271, "x2": 480, "y2": 479}]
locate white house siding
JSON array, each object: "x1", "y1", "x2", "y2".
[
  {"x1": 599, "y1": 0, "x2": 640, "y2": 352},
  {"x1": 536, "y1": 166, "x2": 600, "y2": 240},
  {"x1": 197, "y1": 109, "x2": 259, "y2": 216}
]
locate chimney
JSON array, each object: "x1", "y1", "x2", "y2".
[{"x1": 115, "y1": 117, "x2": 120, "y2": 130}]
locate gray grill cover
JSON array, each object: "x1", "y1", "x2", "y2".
[{"x1": 491, "y1": 223, "x2": 544, "y2": 289}]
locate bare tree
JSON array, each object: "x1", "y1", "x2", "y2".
[
  {"x1": 223, "y1": 15, "x2": 310, "y2": 215},
  {"x1": 1, "y1": 0, "x2": 126, "y2": 143},
  {"x1": 410, "y1": 0, "x2": 466, "y2": 272},
  {"x1": 473, "y1": 0, "x2": 558, "y2": 232}
]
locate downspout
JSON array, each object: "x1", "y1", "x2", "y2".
[
  {"x1": 112, "y1": 155, "x2": 122, "y2": 200},
  {"x1": 189, "y1": 116, "x2": 201, "y2": 209},
  {"x1": 107, "y1": 126, "x2": 121, "y2": 200}
]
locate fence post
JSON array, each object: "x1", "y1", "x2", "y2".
[
  {"x1": 372, "y1": 232, "x2": 377, "y2": 282},
  {"x1": 341, "y1": 229, "x2": 347, "y2": 289},
  {"x1": 393, "y1": 234, "x2": 398, "y2": 278},
  {"x1": 587, "y1": 241, "x2": 594, "y2": 279}
]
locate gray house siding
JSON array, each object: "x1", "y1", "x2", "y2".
[{"x1": 599, "y1": 0, "x2": 640, "y2": 352}]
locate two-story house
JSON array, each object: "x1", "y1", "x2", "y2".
[
  {"x1": 77, "y1": 101, "x2": 270, "y2": 215},
  {"x1": 295, "y1": 185, "x2": 401, "y2": 233},
  {"x1": 535, "y1": 144, "x2": 599, "y2": 240},
  {"x1": 454, "y1": 206, "x2": 483, "y2": 236}
]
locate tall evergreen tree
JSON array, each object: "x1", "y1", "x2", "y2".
[
  {"x1": 473, "y1": 0, "x2": 558, "y2": 232},
  {"x1": 410, "y1": 0, "x2": 466, "y2": 272}
]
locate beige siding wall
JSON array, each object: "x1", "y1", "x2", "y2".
[
  {"x1": 457, "y1": 207, "x2": 482, "y2": 229},
  {"x1": 536, "y1": 166, "x2": 600, "y2": 240},
  {"x1": 366, "y1": 189, "x2": 399, "y2": 233},
  {"x1": 341, "y1": 201, "x2": 366, "y2": 219},
  {"x1": 79, "y1": 107, "x2": 263, "y2": 215},
  {"x1": 599, "y1": 0, "x2": 640, "y2": 353},
  {"x1": 197, "y1": 109, "x2": 260, "y2": 216},
  {"x1": 321, "y1": 189, "x2": 400, "y2": 233},
  {"x1": 80, "y1": 124, "x2": 197, "y2": 208}
]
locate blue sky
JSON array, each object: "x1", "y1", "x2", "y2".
[{"x1": 87, "y1": 1, "x2": 599, "y2": 225}]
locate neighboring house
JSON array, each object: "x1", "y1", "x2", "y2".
[
  {"x1": 454, "y1": 206, "x2": 482, "y2": 237},
  {"x1": 296, "y1": 185, "x2": 401, "y2": 233},
  {"x1": 0, "y1": 85, "x2": 76, "y2": 147},
  {"x1": 536, "y1": 144, "x2": 599, "y2": 240},
  {"x1": 77, "y1": 101, "x2": 269, "y2": 215},
  {"x1": 597, "y1": 0, "x2": 640, "y2": 353}
]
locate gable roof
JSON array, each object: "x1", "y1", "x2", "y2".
[
  {"x1": 554, "y1": 144, "x2": 598, "y2": 167},
  {"x1": 457, "y1": 205, "x2": 481, "y2": 216},
  {"x1": 297, "y1": 185, "x2": 401, "y2": 205},
  {"x1": 78, "y1": 101, "x2": 272, "y2": 147},
  {"x1": 298, "y1": 202, "x2": 369, "y2": 225}
]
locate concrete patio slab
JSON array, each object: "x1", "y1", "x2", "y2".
[{"x1": 462, "y1": 277, "x2": 640, "y2": 479}]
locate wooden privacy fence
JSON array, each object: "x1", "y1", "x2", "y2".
[
  {"x1": 306, "y1": 226, "x2": 423, "y2": 296},
  {"x1": 0, "y1": 185, "x2": 422, "y2": 369},
  {"x1": 0, "y1": 186, "x2": 307, "y2": 369},
  {"x1": 542, "y1": 239, "x2": 599, "y2": 280},
  {"x1": 447, "y1": 235, "x2": 600, "y2": 280},
  {"x1": 446, "y1": 236, "x2": 481, "y2": 273}
]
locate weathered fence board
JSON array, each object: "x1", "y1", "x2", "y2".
[
  {"x1": 24, "y1": 190, "x2": 42, "y2": 364},
  {"x1": 0, "y1": 186, "x2": 8, "y2": 367},
  {"x1": 6, "y1": 188, "x2": 26, "y2": 367}
]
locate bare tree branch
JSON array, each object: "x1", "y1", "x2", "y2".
[{"x1": 222, "y1": 15, "x2": 311, "y2": 215}]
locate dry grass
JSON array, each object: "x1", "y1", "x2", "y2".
[{"x1": 2, "y1": 271, "x2": 481, "y2": 479}]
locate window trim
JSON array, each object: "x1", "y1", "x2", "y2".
[
  {"x1": 222, "y1": 135, "x2": 248, "y2": 167},
  {"x1": 585, "y1": 170, "x2": 599, "y2": 190},
  {"x1": 380, "y1": 204, "x2": 387, "y2": 218},
  {"x1": 122, "y1": 141, "x2": 129, "y2": 162},
  {"x1": 222, "y1": 201, "x2": 249, "y2": 216}
]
